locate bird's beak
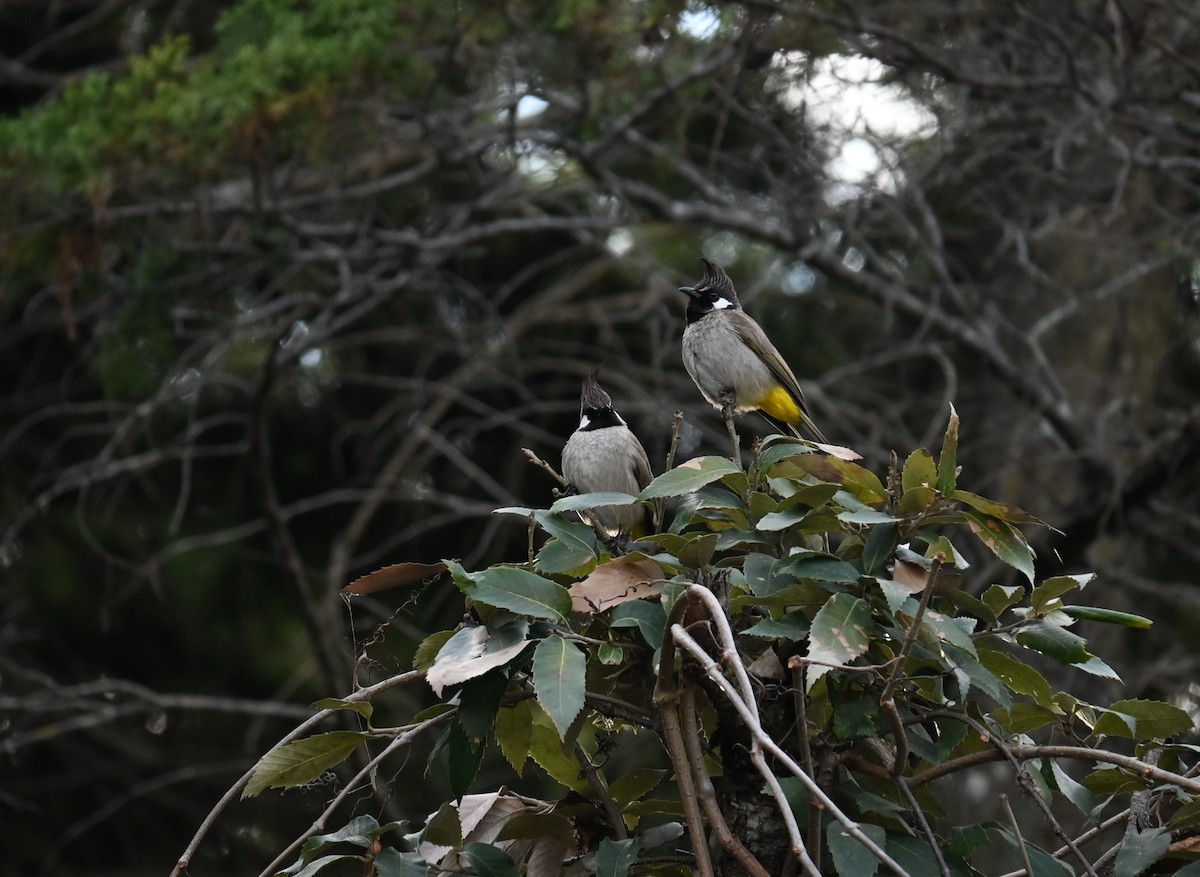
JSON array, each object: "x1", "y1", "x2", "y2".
[{"x1": 678, "y1": 285, "x2": 697, "y2": 298}]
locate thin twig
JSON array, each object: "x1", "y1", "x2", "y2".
[
  {"x1": 790, "y1": 665, "x2": 822, "y2": 871},
  {"x1": 574, "y1": 740, "x2": 628, "y2": 840},
  {"x1": 523, "y1": 446, "x2": 569, "y2": 488},
  {"x1": 896, "y1": 776, "x2": 951, "y2": 877},
  {"x1": 666, "y1": 409, "x2": 685, "y2": 473},
  {"x1": 1000, "y1": 794, "x2": 1035, "y2": 877},
  {"x1": 879, "y1": 559, "x2": 942, "y2": 774},
  {"x1": 169, "y1": 670, "x2": 423, "y2": 877}
]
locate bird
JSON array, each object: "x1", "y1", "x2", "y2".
[
  {"x1": 561, "y1": 369, "x2": 654, "y2": 538},
  {"x1": 679, "y1": 258, "x2": 827, "y2": 443}
]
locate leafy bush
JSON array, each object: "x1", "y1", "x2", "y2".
[{"x1": 174, "y1": 411, "x2": 1197, "y2": 876}]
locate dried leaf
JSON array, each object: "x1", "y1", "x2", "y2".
[
  {"x1": 342, "y1": 561, "x2": 448, "y2": 595},
  {"x1": 569, "y1": 556, "x2": 664, "y2": 614}
]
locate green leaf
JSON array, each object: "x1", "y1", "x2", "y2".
[
  {"x1": 550, "y1": 491, "x2": 638, "y2": 513},
  {"x1": 1084, "y1": 767, "x2": 1150, "y2": 795},
  {"x1": 462, "y1": 566, "x2": 571, "y2": 621},
  {"x1": 1093, "y1": 699, "x2": 1194, "y2": 739},
  {"x1": 448, "y1": 721, "x2": 484, "y2": 798},
  {"x1": 888, "y1": 832, "x2": 973, "y2": 877},
  {"x1": 743, "y1": 612, "x2": 810, "y2": 639},
  {"x1": 373, "y1": 848, "x2": 429, "y2": 877},
  {"x1": 311, "y1": 698, "x2": 373, "y2": 721},
  {"x1": 496, "y1": 811, "x2": 576, "y2": 845},
  {"x1": 953, "y1": 489, "x2": 1043, "y2": 524},
  {"x1": 413, "y1": 630, "x2": 456, "y2": 672},
  {"x1": 298, "y1": 815, "x2": 383, "y2": 859},
  {"x1": 527, "y1": 707, "x2": 593, "y2": 794},
  {"x1": 937, "y1": 405, "x2": 959, "y2": 495},
  {"x1": 1047, "y1": 759, "x2": 1098, "y2": 817},
  {"x1": 982, "y1": 584, "x2": 1025, "y2": 618},
  {"x1": 536, "y1": 536, "x2": 598, "y2": 576},
  {"x1": 805, "y1": 593, "x2": 871, "y2": 690},
  {"x1": 1062, "y1": 605, "x2": 1152, "y2": 629},
  {"x1": 878, "y1": 579, "x2": 914, "y2": 617},
  {"x1": 1074, "y1": 655, "x2": 1121, "y2": 680},
  {"x1": 1168, "y1": 797, "x2": 1200, "y2": 829},
  {"x1": 284, "y1": 854, "x2": 363, "y2": 877},
  {"x1": 1015, "y1": 622, "x2": 1090, "y2": 665},
  {"x1": 993, "y1": 828, "x2": 1069, "y2": 877},
  {"x1": 833, "y1": 694, "x2": 881, "y2": 739},
  {"x1": 756, "y1": 507, "x2": 809, "y2": 531},
  {"x1": 457, "y1": 671, "x2": 508, "y2": 742},
  {"x1": 1030, "y1": 574, "x2": 1092, "y2": 614},
  {"x1": 774, "y1": 554, "x2": 861, "y2": 584},
  {"x1": 963, "y1": 510, "x2": 1034, "y2": 584},
  {"x1": 902, "y1": 448, "x2": 938, "y2": 493},
  {"x1": 243, "y1": 731, "x2": 369, "y2": 798},
  {"x1": 610, "y1": 600, "x2": 666, "y2": 649},
  {"x1": 1114, "y1": 828, "x2": 1170, "y2": 877},
  {"x1": 494, "y1": 700, "x2": 534, "y2": 775},
  {"x1": 994, "y1": 702, "x2": 1060, "y2": 735},
  {"x1": 676, "y1": 532, "x2": 719, "y2": 569},
  {"x1": 460, "y1": 842, "x2": 520, "y2": 877},
  {"x1": 862, "y1": 522, "x2": 897, "y2": 576},
  {"x1": 532, "y1": 635, "x2": 587, "y2": 739},
  {"x1": 977, "y1": 645, "x2": 1055, "y2": 707},
  {"x1": 595, "y1": 837, "x2": 641, "y2": 877},
  {"x1": 781, "y1": 455, "x2": 888, "y2": 504},
  {"x1": 422, "y1": 802, "x2": 462, "y2": 847},
  {"x1": 609, "y1": 768, "x2": 666, "y2": 807},
  {"x1": 920, "y1": 609, "x2": 977, "y2": 657},
  {"x1": 639, "y1": 456, "x2": 742, "y2": 499},
  {"x1": 944, "y1": 644, "x2": 1011, "y2": 708},
  {"x1": 826, "y1": 822, "x2": 887, "y2": 877}
]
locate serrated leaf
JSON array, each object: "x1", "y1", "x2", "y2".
[
  {"x1": 903, "y1": 448, "x2": 938, "y2": 493},
  {"x1": 299, "y1": 815, "x2": 383, "y2": 858},
  {"x1": 982, "y1": 584, "x2": 1025, "y2": 618},
  {"x1": 937, "y1": 405, "x2": 959, "y2": 495},
  {"x1": 448, "y1": 722, "x2": 484, "y2": 798},
  {"x1": 775, "y1": 554, "x2": 861, "y2": 584},
  {"x1": 1015, "y1": 621, "x2": 1090, "y2": 665},
  {"x1": 569, "y1": 555, "x2": 664, "y2": 613},
  {"x1": 243, "y1": 731, "x2": 368, "y2": 798},
  {"x1": 1114, "y1": 828, "x2": 1170, "y2": 877},
  {"x1": 994, "y1": 702, "x2": 1060, "y2": 734},
  {"x1": 527, "y1": 709, "x2": 592, "y2": 794},
  {"x1": 805, "y1": 593, "x2": 871, "y2": 690},
  {"x1": 536, "y1": 536, "x2": 598, "y2": 576},
  {"x1": 1093, "y1": 699, "x2": 1194, "y2": 739},
  {"x1": 1030, "y1": 575, "x2": 1086, "y2": 614},
  {"x1": 782, "y1": 455, "x2": 887, "y2": 504},
  {"x1": 1074, "y1": 654, "x2": 1121, "y2": 679},
  {"x1": 639, "y1": 456, "x2": 742, "y2": 499},
  {"x1": 977, "y1": 645, "x2": 1055, "y2": 707},
  {"x1": 743, "y1": 612, "x2": 810, "y2": 639},
  {"x1": 1048, "y1": 759, "x2": 1098, "y2": 817},
  {"x1": 457, "y1": 671, "x2": 508, "y2": 742},
  {"x1": 610, "y1": 600, "x2": 666, "y2": 649},
  {"x1": 462, "y1": 567, "x2": 572, "y2": 622},
  {"x1": 373, "y1": 848, "x2": 428, "y2": 877},
  {"x1": 413, "y1": 630, "x2": 456, "y2": 672},
  {"x1": 826, "y1": 821, "x2": 886, "y2": 877},
  {"x1": 595, "y1": 837, "x2": 641, "y2": 877},
  {"x1": 862, "y1": 522, "x2": 897, "y2": 576},
  {"x1": 920, "y1": 609, "x2": 977, "y2": 657},
  {"x1": 460, "y1": 842, "x2": 520, "y2": 877},
  {"x1": 550, "y1": 491, "x2": 639, "y2": 513},
  {"x1": 1062, "y1": 605, "x2": 1152, "y2": 629},
  {"x1": 494, "y1": 699, "x2": 534, "y2": 775},
  {"x1": 953, "y1": 490, "x2": 1043, "y2": 524},
  {"x1": 944, "y1": 644, "x2": 1011, "y2": 708},
  {"x1": 963, "y1": 510, "x2": 1034, "y2": 583},
  {"x1": 608, "y1": 769, "x2": 666, "y2": 807},
  {"x1": 426, "y1": 624, "x2": 532, "y2": 697},
  {"x1": 311, "y1": 698, "x2": 374, "y2": 721},
  {"x1": 878, "y1": 579, "x2": 915, "y2": 617},
  {"x1": 532, "y1": 636, "x2": 586, "y2": 739},
  {"x1": 342, "y1": 561, "x2": 449, "y2": 595}
]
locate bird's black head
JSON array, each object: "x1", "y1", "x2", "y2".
[
  {"x1": 678, "y1": 257, "x2": 741, "y2": 324},
  {"x1": 577, "y1": 368, "x2": 625, "y2": 430}
]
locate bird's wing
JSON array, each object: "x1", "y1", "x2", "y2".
[
  {"x1": 630, "y1": 434, "x2": 654, "y2": 492},
  {"x1": 728, "y1": 311, "x2": 828, "y2": 442}
]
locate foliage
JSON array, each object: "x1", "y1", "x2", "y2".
[{"x1": 190, "y1": 412, "x2": 1196, "y2": 877}]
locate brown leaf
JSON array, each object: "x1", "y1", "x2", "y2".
[
  {"x1": 813, "y1": 441, "x2": 863, "y2": 461},
  {"x1": 746, "y1": 647, "x2": 784, "y2": 680},
  {"x1": 342, "y1": 561, "x2": 448, "y2": 595},
  {"x1": 569, "y1": 556, "x2": 665, "y2": 613},
  {"x1": 893, "y1": 559, "x2": 930, "y2": 593}
]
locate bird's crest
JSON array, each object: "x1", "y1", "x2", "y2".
[
  {"x1": 697, "y1": 258, "x2": 739, "y2": 306},
  {"x1": 581, "y1": 367, "x2": 614, "y2": 412}
]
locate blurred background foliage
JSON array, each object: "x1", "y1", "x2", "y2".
[{"x1": 1, "y1": 0, "x2": 1199, "y2": 872}]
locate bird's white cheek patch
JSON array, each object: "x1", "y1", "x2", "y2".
[
  {"x1": 578, "y1": 414, "x2": 591, "y2": 429},
  {"x1": 712, "y1": 297, "x2": 734, "y2": 310}
]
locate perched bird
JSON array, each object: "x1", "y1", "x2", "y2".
[
  {"x1": 679, "y1": 258, "x2": 827, "y2": 443},
  {"x1": 561, "y1": 370, "x2": 654, "y2": 538}
]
